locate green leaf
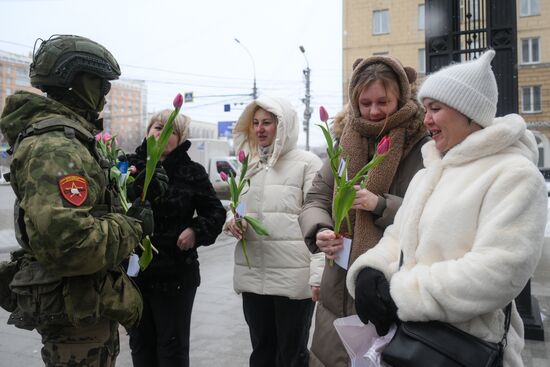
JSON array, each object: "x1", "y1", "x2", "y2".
[
  {"x1": 317, "y1": 123, "x2": 333, "y2": 149},
  {"x1": 349, "y1": 154, "x2": 386, "y2": 186},
  {"x1": 240, "y1": 237, "x2": 251, "y2": 269},
  {"x1": 109, "y1": 136, "x2": 118, "y2": 162},
  {"x1": 239, "y1": 154, "x2": 249, "y2": 180},
  {"x1": 244, "y1": 215, "x2": 270, "y2": 236},
  {"x1": 141, "y1": 135, "x2": 158, "y2": 201},
  {"x1": 141, "y1": 107, "x2": 180, "y2": 201},
  {"x1": 228, "y1": 172, "x2": 239, "y2": 204},
  {"x1": 138, "y1": 236, "x2": 154, "y2": 270},
  {"x1": 237, "y1": 176, "x2": 247, "y2": 195},
  {"x1": 333, "y1": 185, "x2": 357, "y2": 234}
]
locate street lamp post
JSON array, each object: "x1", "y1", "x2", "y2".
[
  {"x1": 234, "y1": 38, "x2": 258, "y2": 100},
  {"x1": 300, "y1": 45, "x2": 312, "y2": 151}
]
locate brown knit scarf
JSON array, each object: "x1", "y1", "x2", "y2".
[{"x1": 338, "y1": 100, "x2": 425, "y2": 265}]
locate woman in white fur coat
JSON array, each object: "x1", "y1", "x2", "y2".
[{"x1": 346, "y1": 50, "x2": 547, "y2": 367}]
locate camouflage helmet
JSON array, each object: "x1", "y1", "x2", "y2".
[{"x1": 30, "y1": 34, "x2": 121, "y2": 91}]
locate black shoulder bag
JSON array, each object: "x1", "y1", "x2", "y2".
[{"x1": 381, "y1": 253, "x2": 512, "y2": 367}]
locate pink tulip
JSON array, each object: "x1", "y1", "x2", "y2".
[
  {"x1": 173, "y1": 93, "x2": 184, "y2": 109},
  {"x1": 102, "y1": 133, "x2": 113, "y2": 143},
  {"x1": 319, "y1": 106, "x2": 329, "y2": 123},
  {"x1": 377, "y1": 136, "x2": 391, "y2": 155},
  {"x1": 220, "y1": 172, "x2": 228, "y2": 181},
  {"x1": 95, "y1": 132, "x2": 103, "y2": 141},
  {"x1": 238, "y1": 150, "x2": 246, "y2": 163}
]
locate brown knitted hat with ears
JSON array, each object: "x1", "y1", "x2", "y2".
[
  {"x1": 352, "y1": 58, "x2": 364, "y2": 70},
  {"x1": 349, "y1": 56, "x2": 417, "y2": 111}
]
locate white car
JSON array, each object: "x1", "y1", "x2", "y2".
[{"x1": 0, "y1": 165, "x2": 9, "y2": 185}]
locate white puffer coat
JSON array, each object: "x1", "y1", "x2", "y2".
[
  {"x1": 229, "y1": 96, "x2": 323, "y2": 300},
  {"x1": 347, "y1": 114, "x2": 547, "y2": 367}
]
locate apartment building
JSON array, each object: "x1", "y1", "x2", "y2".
[
  {"x1": 0, "y1": 49, "x2": 147, "y2": 154},
  {"x1": 343, "y1": 0, "x2": 550, "y2": 166},
  {"x1": 0, "y1": 50, "x2": 41, "y2": 122},
  {"x1": 103, "y1": 79, "x2": 147, "y2": 152}
]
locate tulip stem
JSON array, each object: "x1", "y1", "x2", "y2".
[{"x1": 139, "y1": 242, "x2": 159, "y2": 254}]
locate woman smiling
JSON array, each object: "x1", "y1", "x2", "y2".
[{"x1": 347, "y1": 50, "x2": 547, "y2": 367}]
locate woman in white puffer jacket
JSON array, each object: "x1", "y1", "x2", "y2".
[
  {"x1": 225, "y1": 95, "x2": 323, "y2": 367},
  {"x1": 346, "y1": 50, "x2": 547, "y2": 367}
]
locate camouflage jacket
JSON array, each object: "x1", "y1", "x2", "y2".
[{"x1": 0, "y1": 91, "x2": 143, "y2": 329}]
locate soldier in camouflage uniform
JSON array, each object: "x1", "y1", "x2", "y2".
[{"x1": 0, "y1": 35, "x2": 157, "y2": 367}]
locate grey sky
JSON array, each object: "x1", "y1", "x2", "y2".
[{"x1": 0, "y1": 0, "x2": 343, "y2": 147}]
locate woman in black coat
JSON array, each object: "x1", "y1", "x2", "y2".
[{"x1": 127, "y1": 110, "x2": 226, "y2": 367}]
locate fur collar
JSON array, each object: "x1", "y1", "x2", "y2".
[{"x1": 422, "y1": 114, "x2": 538, "y2": 168}]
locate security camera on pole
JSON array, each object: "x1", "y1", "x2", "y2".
[{"x1": 300, "y1": 45, "x2": 312, "y2": 151}]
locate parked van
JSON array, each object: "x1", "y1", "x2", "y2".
[{"x1": 188, "y1": 139, "x2": 239, "y2": 200}]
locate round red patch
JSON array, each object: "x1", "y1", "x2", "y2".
[{"x1": 58, "y1": 175, "x2": 89, "y2": 206}]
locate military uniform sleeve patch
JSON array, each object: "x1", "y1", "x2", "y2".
[{"x1": 58, "y1": 175, "x2": 89, "y2": 206}]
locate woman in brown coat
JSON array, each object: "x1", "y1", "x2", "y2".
[{"x1": 299, "y1": 55, "x2": 430, "y2": 367}]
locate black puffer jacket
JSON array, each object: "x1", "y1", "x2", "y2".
[{"x1": 127, "y1": 139, "x2": 226, "y2": 288}]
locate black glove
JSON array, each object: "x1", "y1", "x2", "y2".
[
  {"x1": 126, "y1": 199, "x2": 154, "y2": 237},
  {"x1": 355, "y1": 267, "x2": 398, "y2": 336},
  {"x1": 127, "y1": 165, "x2": 169, "y2": 202}
]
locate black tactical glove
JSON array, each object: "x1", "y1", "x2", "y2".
[
  {"x1": 127, "y1": 165, "x2": 169, "y2": 202},
  {"x1": 355, "y1": 267, "x2": 398, "y2": 336},
  {"x1": 126, "y1": 199, "x2": 154, "y2": 237}
]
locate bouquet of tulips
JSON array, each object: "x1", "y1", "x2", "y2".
[
  {"x1": 317, "y1": 106, "x2": 391, "y2": 265},
  {"x1": 133, "y1": 93, "x2": 184, "y2": 270},
  {"x1": 221, "y1": 150, "x2": 269, "y2": 268},
  {"x1": 94, "y1": 94, "x2": 183, "y2": 271},
  {"x1": 95, "y1": 132, "x2": 132, "y2": 212}
]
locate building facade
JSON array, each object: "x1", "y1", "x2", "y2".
[
  {"x1": 188, "y1": 119, "x2": 218, "y2": 139},
  {"x1": 103, "y1": 79, "x2": 148, "y2": 152},
  {"x1": 343, "y1": 0, "x2": 550, "y2": 166}
]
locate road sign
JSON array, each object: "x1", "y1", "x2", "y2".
[
  {"x1": 218, "y1": 121, "x2": 236, "y2": 138},
  {"x1": 184, "y1": 92, "x2": 194, "y2": 103}
]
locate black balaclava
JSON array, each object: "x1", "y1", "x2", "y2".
[{"x1": 46, "y1": 72, "x2": 110, "y2": 126}]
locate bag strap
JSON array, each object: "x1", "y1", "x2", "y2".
[
  {"x1": 398, "y1": 251, "x2": 512, "y2": 345},
  {"x1": 10, "y1": 117, "x2": 96, "y2": 155},
  {"x1": 500, "y1": 303, "x2": 512, "y2": 349}
]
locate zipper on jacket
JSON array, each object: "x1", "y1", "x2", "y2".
[{"x1": 257, "y1": 165, "x2": 269, "y2": 291}]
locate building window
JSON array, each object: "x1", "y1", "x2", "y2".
[
  {"x1": 520, "y1": 0, "x2": 540, "y2": 16},
  {"x1": 418, "y1": 4, "x2": 425, "y2": 30},
  {"x1": 521, "y1": 38, "x2": 540, "y2": 64},
  {"x1": 373, "y1": 10, "x2": 389, "y2": 35},
  {"x1": 418, "y1": 48, "x2": 426, "y2": 74},
  {"x1": 16, "y1": 67, "x2": 29, "y2": 86},
  {"x1": 522, "y1": 86, "x2": 542, "y2": 113},
  {"x1": 460, "y1": 0, "x2": 481, "y2": 21},
  {"x1": 373, "y1": 51, "x2": 389, "y2": 56}
]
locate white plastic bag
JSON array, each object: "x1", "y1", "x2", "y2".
[{"x1": 333, "y1": 315, "x2": 396, "y2": 367}]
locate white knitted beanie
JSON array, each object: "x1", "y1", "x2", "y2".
[{"x1": 418, "y1": 50, "x2": 498, "y2": 128}]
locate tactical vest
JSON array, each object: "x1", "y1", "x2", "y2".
[
  {"x1": 10, "y1": 117, "x2": 123, "y2": 252},
  {"x1": 5, "y1": 117, "x2": 142, "y2": 331}
]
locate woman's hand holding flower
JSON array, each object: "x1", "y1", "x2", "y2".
[
  {"x1": 226, "y1": 217, "x2": 248, "y2": 240},
  {"x1": 316, "y1": 229, "x2": 344, "y2": 260},
  {"x1": 351, "y1": 185, "x2": 379, "y2": 211}
]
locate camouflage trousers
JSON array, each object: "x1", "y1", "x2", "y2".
[{"x1": 37, "y1": 319, "x2": 120, "y2": 367}]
